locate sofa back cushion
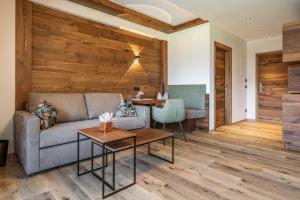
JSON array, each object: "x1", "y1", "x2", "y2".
[
  {"x1": 167, "y1": 85, "x2": 206, "y2": 110},
  {"x1": 84, "y1": 93, "x2": 122, "y2": 119},
  {"x1": 29, "y1": 93, "x2": 88, "y2": 123}
]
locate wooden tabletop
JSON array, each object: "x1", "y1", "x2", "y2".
[
  {"x1": 132, "y1": 98, "x2": 165, "y2": 106},
  {"x1": 78, "y1": 128, "x2": 136, "y2": 144},
  {"x1": 106, "y1": 128, "x2": 174, "y2": 152}
]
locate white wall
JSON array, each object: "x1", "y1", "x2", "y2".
[
  {"x1": 168, "y1": 22, "x2": 247, "y2": 131},
  {"x1": 210, "y1": 23, "x2": 247, "y2": 129},
  {"x1": 246, "y1": 36, "x2": 282, "y2": 119},
  {"x1": 0, "y1": 0, "x2": 15, "y2": 153},
  {"x1": 168, "y1": 23, "x2": 211, "y2": 93}
]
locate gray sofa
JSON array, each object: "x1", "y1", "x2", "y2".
[{"x1": 15, "y1": 93, "x2": 150, "y2": 175}]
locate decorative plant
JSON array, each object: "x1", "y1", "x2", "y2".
[
  {"x1": 99, "y1": 112, "x2": 113, "y2": 124},
  {"x1": 99, "y1": 112, "x2": 113, "y2": 133}
]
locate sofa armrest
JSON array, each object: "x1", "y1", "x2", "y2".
[
  {"x1": 15, "y1": 111, "x2": 40, "y2": 174},
  {"x1": 135, "y1": 105, "x2": 150, "y2": 128}
]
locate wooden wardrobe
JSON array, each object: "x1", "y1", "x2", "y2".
[{"x1": 282, "y1": 21, "x2": 300, "y2": 151}]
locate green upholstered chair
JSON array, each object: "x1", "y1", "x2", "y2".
[
  {"x1": 152, "y1": 99, "x2": 187, "y2": 141},
  {"x1": 166, "y1": 85, "x2": 207, "y2": 132}
]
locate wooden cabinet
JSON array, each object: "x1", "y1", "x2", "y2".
[
  {"x1": 282, "y1": 21, "x2": 300, "y2": 152},
  {"x1": 282, "y1": 94, "x2": 300, "y2": 151},
  {"x1": 288, "y1": 63, "x2": 300, "y2": 93},
  {"x1": 283, "y1": 21, "x2": 300, "y2": 63}
]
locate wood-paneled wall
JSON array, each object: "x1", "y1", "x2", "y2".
[
  {"x1": 282, "y1": 21, "x2": 300, "y2": 152},
  {"x1": 15, "y1": 0, "x2": 32, "y2": 111},
  {"x1": 283, "y1": 21, "x2": 300, "y2": 63},
  {"x1": 282, "y1": 94, "x2": 300, "y2": 151},
  {"x1": 16, "y1": 1, "x2": 167, "y2": 110},
  {"x1": 288, "y1": 63, "x2": 300, "y2": 93}
]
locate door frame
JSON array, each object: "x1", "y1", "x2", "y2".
[
  {"x1": 255, "y1": 50, "x2": 283, "y2": 122},
  {"x1": 214, "y1": 41, "x2": 232, "y2": 128}
]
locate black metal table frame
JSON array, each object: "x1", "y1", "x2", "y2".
[
  {"x1": 77, "y1": 132, "x2": 136, "y2": 199},
  {"x1": 77, "y1": 132, "x2": 175, "y2": 199},
  {"x1": 148, "y1": 136, "x2": 174, "y2": 164}
]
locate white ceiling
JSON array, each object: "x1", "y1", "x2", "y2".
[
  {"x1": 110, "y1": 0, "x2": 300, "y2": 41},
  {"x1": 111, "y1": 0, "x2": 196, "y2": 25}
]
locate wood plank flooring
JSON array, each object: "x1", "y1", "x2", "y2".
[{"x1": 1, "y1": 121, "x2": 300, "y2": 200}]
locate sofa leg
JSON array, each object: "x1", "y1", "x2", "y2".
[{"x1": 179, "y1": 122, "x2": 187, "y2": 142}]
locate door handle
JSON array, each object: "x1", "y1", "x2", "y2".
[
  {"x1": 221, "y1": 85, "x2": 228, "y2": 89},
  {"x1": 259, "y1": 83, "x2": 263, "y2": 94}
]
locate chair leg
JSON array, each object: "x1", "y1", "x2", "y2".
[
  {"x1": 179, "y1": 122, "x2": 187, "y2": 142},
  {"x1": 153, "y1": 121, "x2": 156, "y2": 128},
  {"x1": 163, "y1": 123, "x2": 166, "y2": 146}
]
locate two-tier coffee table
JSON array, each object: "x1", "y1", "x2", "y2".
[
  {"x1": 77, "y1": 128, "x2": 136, "y2": 199},
  {"x1": 77, "y1": 128, "x2": 174, "y2": 199}
]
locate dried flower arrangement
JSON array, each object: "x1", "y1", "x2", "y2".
[{"x1": 99, "y1": 112, "x2": 113, "y2": 133}]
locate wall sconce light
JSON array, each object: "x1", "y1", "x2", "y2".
[{"x1": 135, "y1": 55, "x2": 141, "y2": 61}]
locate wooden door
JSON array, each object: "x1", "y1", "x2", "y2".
[
  {"x1": 215, "y1": 42, "x2": 232, "y2": 128},
  {"x1": 256, "y1": 51, "x2": 288, "y2": 123}
]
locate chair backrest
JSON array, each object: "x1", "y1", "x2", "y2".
[
  {"x1": 167, "y1": 85, "x2": 206, "y2": 110},
  {"x1": 163, "y1": 99, "x2": 185, "y2": 122}
]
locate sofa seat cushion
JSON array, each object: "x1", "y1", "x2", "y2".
[
  {"x1": 112, "y1": 117, "x2": 145, "y2": 130},
  {"x1": 185, "y1": 109, "x2": 206, "y2": 119},
  {"x1": 84, "y1": 93, "x2": 122, "y2": 119},
  {"x1": 29, "y1": 93, "x2": 88, "y2": 123},
  {"x1": 40, "y1": 119, "x2": 99, "y2": 148},
  {"x1": 40, "y1": 117, "x2": 146, "y2": 148}
]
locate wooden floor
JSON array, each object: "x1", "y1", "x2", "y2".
[{"x1": 1, "y1": 121, "x2": 300, "y2": 200}]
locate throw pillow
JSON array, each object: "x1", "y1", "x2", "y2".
[
  {"x1": 33, "y1": 99, "x2": 57, "y2": 130},
  {"x1": 116, "y1": 98, "x2": 137, "y2": 118}
]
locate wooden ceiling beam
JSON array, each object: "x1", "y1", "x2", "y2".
[
  {"x1": 69, "y1": 0, "x2": 208, "y2": 34},
  {"x1": 173, "y1": 18, "x2": 208, "y2": 32}
]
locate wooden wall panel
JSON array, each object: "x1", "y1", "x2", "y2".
[
  {"x1": 15, "y1": 0, "x2": 32, "y2": 110},
  {"x1": 282, "y1": 21, "x2": 300, "y2": 152},
  {"x1": 160, "y1": 40, "x2": 168, "y2": 92},
  {"x1": 283, "y1": 21, "x2": 300, "y2": 63},
  {"x1": 288, "y1": 63, "x2": 300, "y2": 93},
  {"x1": 16, "y1": 3, "x2": 166, "y2": 109},
  {"x1": 282, "y1": 94, "x2": 300, "y2": 151}
]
